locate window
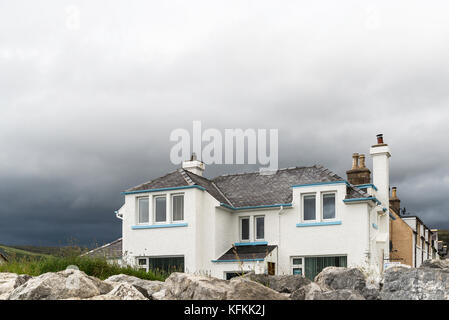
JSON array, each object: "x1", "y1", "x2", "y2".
[
  {"x1": 137, "y1": 258, "x2": 148, "y2": 271},
  {"x1": 138, "y1": 197, "x2": 149, "y2": 224},
  {"x1": 154, "y1": 196, "x2": 167, "y2": 222},
  {"x1": 240, "y1": 217, "x2": 250, "y2": 241},
  {"x1": 172, "y1": 194, "x2": 184, "y2": 221},
  {"x1": 291, "y1": 257, "x2": 303, "y2": 276},
  {"x1": 303, "y1": 195, "x2": 316, "y2": 221},
  {"x1": 304, "y1": 256, "x2": 347, "y2": 280},
  {"x1": 255, "y1": 216, "x2": 265, "y2": 240},
  {"x1": 137, "y1": 256, "x2": 184, "y2": 273},
  {"x1": 322, "y1": 193, "x2": 336, "y2": 219}
]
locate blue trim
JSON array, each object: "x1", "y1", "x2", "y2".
[
  {"x1": 131, "y1": 223, "x2": 188, "y2": 230},
  {"x1": 220, "y1": 203, "x2": 292, "y2": 211},
  {"x1": 292, "y1": 180, "x2": 348, "y2": 188},
  {"x1": 372, "y1": 223, "x2": 378, "y2": 230},
  {"x1": 389, "y1": 212, "x2": 396, "y2": 220},
  {"x1": 343, "y1": 197, "x2": 380, "y2": 205},
  {"x1": 355, "y1": 184, "x2": 378, "y2": 191},
  {"x1": 122, "y1": 185, "x2": 205, "y2": 195},
  {"x1": 296, "y1": 221, "x2": 342, "y2": 227},
  {"x1": 211, "y1": 258, "x2": 265, "y2": 263},
  {"x1": 234, "y1": 241, "x2": 268, "y2": 246}
]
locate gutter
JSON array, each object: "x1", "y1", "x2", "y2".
[
  {"x1": 277, "y1": 205, "x2": 285, "y2": 275},
  {"x1": 220, "y1": 203, "x2": 292, "y2": 211}
]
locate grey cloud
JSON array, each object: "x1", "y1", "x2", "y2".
[{"x1": 1, "y1": 0, "x2": 449, "y2": 246}]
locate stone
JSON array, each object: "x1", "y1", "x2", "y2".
[
  {"x1": 89, "y1": 283, "x2": 147, "y2": 300},
  {"x1": 243, "y1": 273, "x2": 311, "y2": 293},
  {"x1": 290, "y1": 282, "x2": 324, "y2": 300},
  {"x1": 227, "y1": 277, "x2": 289, "y2": 300},
  {"x1": 314, "y1": 267, "x2": 367, "y2": 293},
  {"x1": 160, "y1": 272, "x2": 288, "y2": 300},
  {"x1": 420, "y1": 259, "x2": 449, "y2": 269},
  {"x1": 105, "y1": 274, "x2": 163, "y2": 299},
  {"x1": 309, "y1": 289, "x2": 365, "y2": 300},
  {"x1": 381, "y1": 266, "x2": 449, "y2": 300},
  {"x1": 0, "y1": 273, "x2": 32, "y2": 297},
  {"x1": 162, "y1": 273, "x2": 230, "y2": 300},
  {"x1": 7, "y1": 269, "x2": 113, "y2": 300}
]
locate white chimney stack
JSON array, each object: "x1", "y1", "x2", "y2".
[
  {"x1": 370, "y1": 134, "x2": 391, "y2": 207},
  {"x1": 182, "y1": 153, "x2": 205, "y2": 176}
]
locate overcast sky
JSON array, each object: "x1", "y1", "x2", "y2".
[{"x1": 1, "y1": 1, "x2": 449, "y2": 246}]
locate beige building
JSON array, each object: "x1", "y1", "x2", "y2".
[{"x1": 389, "y1": 188, "x2": 439, "y2": 267}]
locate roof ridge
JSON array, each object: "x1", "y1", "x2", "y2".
[
  {"x1": 178, "y1": 169, "x2": 195, "y2": 186},
  {"x1": 125, "y1": 170, "x2": 181, "y2": 191},
  {"x1": 212, "y1": 165, "x2": 317, "y2": 179},
  {"x1": 211, "y1": 181, "x2": 234, "y2": 207}
]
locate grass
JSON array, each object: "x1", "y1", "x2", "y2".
[
  {"x1": 0, "y1": 245, "x2": 51, "y2": 260},
  {"x1": 0, "y1": 253, "x2": 170, "y2": 281}
]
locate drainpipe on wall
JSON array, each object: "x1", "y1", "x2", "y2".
[{"x1": 277, "y1": 206, "x2": 284, "y2": 275}]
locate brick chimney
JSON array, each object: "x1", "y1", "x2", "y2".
[
  {"x1": 390, "y1": 187, "x2": 400, "y2": 214},
  {"x1": 346, "y1": 153, "x2": 371, "y2": 185},
  {"x1": 182, "y1": 153, "x2": 205, "y2": 176}
]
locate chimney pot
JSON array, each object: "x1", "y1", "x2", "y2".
[
  {"x1": 376, "y1": 134, "x2": 384, "y2": 145},
  {"x1": 359, "y1": 154, "x2": 366, "y2": 168},
  {"x1": 392, "y1": 187, "x2": 398, "y2": 199},
  {"x1": 351, "y1": 153, "x2": 359, "y2": 170}
]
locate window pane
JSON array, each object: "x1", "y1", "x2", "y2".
[
  {"x1": 323, "y1": 194, "x2": 336, "y2": 219},
  {"x1": 138, "y1": 258, "x2": 147, "y2": 265},
  {"x1": 241, "y1": 218, "x2": 249, "y2": 240},
  {"x1": 256, "y1": 217, "x2": 264, "y2": 239},
  {"x1": 293, "y1": 268, "x2": 302, "y2": 275},
  {"x1": 148, "y1": 257, "x2": 184, "y2": 272},
  {"x1": 172, "y1": 195, "x2": 184, "y2": 221},
  {"x1": 138, "y1": 197, "x2": 149, "y2": 223},
  {"x1": 304, "y1": 256, "x2": 347, "y2": 280},
  {"x1": 303, "y1": 195, "x2": 316, "y2": 221},
  {"x1": 292, "y1": 258, "x2": 302, "y2": 265},
  {"x1": 155, "y1": 197, "x2": 166, "y2": 222}
]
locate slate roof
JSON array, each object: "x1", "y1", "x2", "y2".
[
  {"x1": 126, "y1": 165, "x2": 369, "y2": 208},
  {"x1": 82, "y1": 238, "x2": 122, "y2": 260},
  {"x1": 216, "y1": 245, "x2": 277, "y2": 261}
]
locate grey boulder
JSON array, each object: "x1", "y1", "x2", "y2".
[
  {"x1": 243, "y1": 273, "x2": 311, "y2": 293},
  {"x1": 105, "y1": 274, "x2": 163, "y2": 299},
  {"x1": 381, "y1": 266, "x2": 449, "y2": 300},
  {"x1": 7, "y1": 269, "x2": 113, "y2": 300},
  {"x1": 0, "y1": 273, "x2": 32, "y2": 299},
  {"x1": 159, "y1": 272, "x2": 288, "y2": 300}
]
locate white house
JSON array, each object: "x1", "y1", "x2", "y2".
[{"x1": 116, "y1": 135, "x2": 393, "y2": 280}]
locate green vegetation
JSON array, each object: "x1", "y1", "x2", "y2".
[
  {"x1": 5, "y1": 245, "x2": 88, "y2": 257},
  {"x1": 0, "y1": 255, "x2": 169, "y2": 281},
  {"x1": 0, "y1": 245, "x2": 51, "y2": 260}
]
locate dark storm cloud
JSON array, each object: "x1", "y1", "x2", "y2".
[{"x1": 1, "y1": 0, "x2": 449, "y2": 246}]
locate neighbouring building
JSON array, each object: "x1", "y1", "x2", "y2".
[
  {"x1": 388, "y1": 187, "x2": 440, "y2": 267},
  {"x1": 116, "y1": 135, "x2": 395, "y2": 280},
  {"x1": 82, "y1": 238, "x2": 123, "y2": 266}
]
